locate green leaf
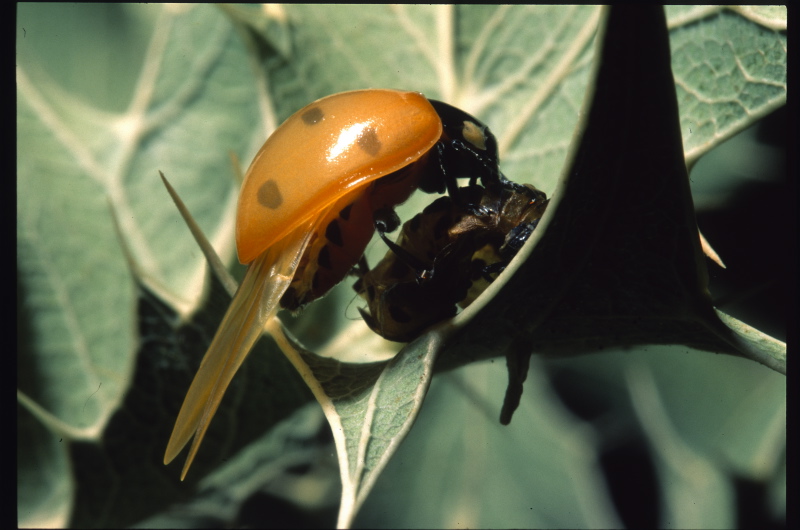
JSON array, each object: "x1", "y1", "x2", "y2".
[
  {"x1": 665, "y1": 6, "x2": 787, "y2": 166},
  {"x1": 356, "y1": 360, "x2": 624, "y2": 528},
  {"x1": 18, "y1": 5, "x2": 785, "y2": 529},
  {"x1": 17, "y1": 4, "x2": 272, "y2": 527},
  {"x1": 275, "y1": 327, "x2": 445, "y2": 528},
  {"x1": 17, "y1": 403, "x2": 72, "y2": 528},
  {"x1": 132, "y1": 404, "x2": 336, "y2": 529}
]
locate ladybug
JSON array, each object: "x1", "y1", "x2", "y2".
[
  {"x1": 354, "y1": 183, "x2": 548, "y2": 343},
  {"x1": 165, "y1": 89, "x2": 510, "y2": 478}
]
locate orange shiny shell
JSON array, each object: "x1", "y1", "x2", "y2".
[{"x1": 236, "y1": 89, "x2": 443, "y2": 264}]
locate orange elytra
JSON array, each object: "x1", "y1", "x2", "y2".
[
  {"x1": 236, "y1": 90, "x2": 444, "y2": 264},
  {"x1": 164, "y1": 89, "x2": 505, "y2": 479}
]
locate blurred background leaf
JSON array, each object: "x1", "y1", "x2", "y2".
[{"x1": 17, "y1": 5, "x2": 785, "y2": 528}]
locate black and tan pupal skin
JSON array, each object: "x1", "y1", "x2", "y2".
[{"x1": 354, "y1": 183, "x2": 548, "y2": 342}]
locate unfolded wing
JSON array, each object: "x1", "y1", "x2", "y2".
[{"x1": 164, "y1": 215, "x2": 322, "y2": 480}]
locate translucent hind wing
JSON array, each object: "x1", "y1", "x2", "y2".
[{"x1": 164, "y1": 217, "x2": 319, "y2": 479}]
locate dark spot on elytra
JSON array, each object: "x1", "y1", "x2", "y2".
[
  {"x1": 312, "y1": 272, "x2": 321, "y2": 291},
  {"x1": 302, "y1": 107, "x2": 324, "y2": 125},
  {"x1": 318, "y1": 246, "x2": 332, "y2": 270},
  {"x1": 358, "y1": 127, "x2": 381, "y2": 156},
  {"x1": 367, "y1": 285, "x2": 375, "y2": 299},
  {"x1": 257, "y1": 180, "x2": 283, "y2": 209},
  {"x1": 339, "y1": 204, "x2": 353, "y2": 221},
  {"x1": 325, "y1": 220, "x2": 344, "y2": 247}
]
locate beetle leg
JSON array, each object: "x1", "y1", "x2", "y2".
[
  {"x1": 416, "y1": 142, "x2": 455, "y2": 196},
  {"x1": 438, "y1": 140, "x2": 532, "y2": 216},
  {"x1": 439, "y1": 142, "x2": 465, "y2": 199},
  {"x1": 375, "y1": 227, "x2": 432, "y2": 281},
  {"x1": 350, "y1": 255, "x2": 371, "y2": 296},
  {"x1": 421, "y1": 142, "x2": 481, "y2": 214},
  {"x1": 373, "y1": 207, "x2": 401, "y2": 234},
  {"x1": 496, "y1": 171, "x2": 530, "y2": 194},
  {"x1": 372, "y1": 209, "x2": 433, "y2": 282},
  {"x1": 351, "y1": 254, "x2": 370, "y2": 277},
  {"x1": 479, "y1": 261, "x2": 506, "y2": 283}
]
